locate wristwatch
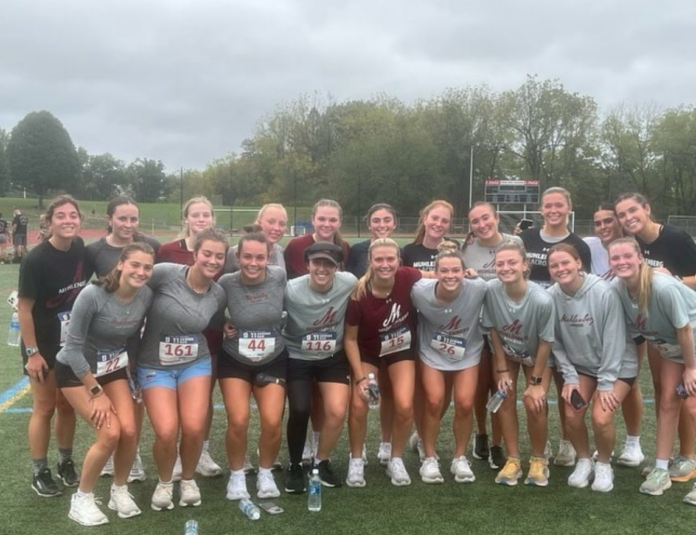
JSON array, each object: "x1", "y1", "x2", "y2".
[
  {"x1": 25, "y1": 347, "x2": 39, "y2": 357},
  {"x1": 89, "y1": 384, "x2": 104, "y2": 398},
  {"x1": 529, "y1": 375, "x2": 542, "y2": 386}
]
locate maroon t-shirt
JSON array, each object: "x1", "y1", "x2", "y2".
[
  {"x1": 155, "y1": 238, "x2": 224, "y2": 355},
  {"x1": 346, "y1": 267, "x2": 422, "y2": 358},
  {"x1": 283, "y1": 234, "x2": 351, "y2": 280}
]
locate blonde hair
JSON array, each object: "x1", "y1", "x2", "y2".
[
  {"x1": 353, "y1": 238, "x2": 401, "y2": 300},
  {"x1": 412, "y1": 200, "x2": 454, "y2": 245},
  {"x1": 608, "y1": 237, "x2": 653, "y2": 315},
  {"x1": 312, "y1": 199, "x2": 349, "y2": 250},
  {"x1": 257, "y1": 203, "x2": 288, "y2": 222},
  {"x1": 434, "y1": 240, "x2": 465, "y2": 271},
  {"x1": 495, "y1": 240, "x2": 531, "y2": 279},
  {"x1": 180, "y1": 196, "x2": 215, "y2": 238}
]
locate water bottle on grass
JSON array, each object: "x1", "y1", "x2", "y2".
[
  {"x1": 239, "y1": 499, "x2": 260, "y2": 520},
  {"x1": 308, "y1": 469, "x2": 322, "y2": 512}
]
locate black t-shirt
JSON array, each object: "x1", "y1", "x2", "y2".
[
  {"x1": 637, "y1": 224, "x2": 696, "y2": 277},
  {"x1": 85, "y1": 235, "x2": 161, "y2": 278},
  {"x1": 345, "y1": 239, "x2": 371, "y2": 279},
  {"x1": 521, "y1": 228, "x2": 592, "y2": 287},
  {"x1": 0, "y1": 219, "x2": 8, "y2": 235},
  {"x1": 401, "y1": 239, "x2": 460, "y2": 272},
  {"x1": 12, "y1": 214, "x2": 28, "y2": 235},
  {"x1": 18, "y1": 238, "x2": 91, "y2": 353}
]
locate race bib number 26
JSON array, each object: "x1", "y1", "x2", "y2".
[
  {"x1": 159, "y1": 335, "x2": 199, "y2": 366},
  {"x1": 431, "y1": 332, "x2": 466, "y2": 360}
]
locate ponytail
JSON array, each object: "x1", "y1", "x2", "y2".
[{"x1": 352, "y1": 238, "x2": 400, "y2": 300}]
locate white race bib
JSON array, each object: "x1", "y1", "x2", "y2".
[
  {"x1": 431, "y1": 332, "x2": 466, "y2": 360},
  {"x1": 57, "y1": 311, "x2": 71, "y2": 347},
  {"x1": 502, "y1": 342, "x2": 534, "y2": 367},
  {"x1": 159, "y1": 335, "x2": 199, "y2": 366},
  {"x1": 379, "y1": 326, "x2": 411, "y2": 357},
  {"x1": 239, "y1": 330, "x2": 276, "y2": 361},
  {"x1": 95, "y1": 350, "x2": 128, "y2": 377},
  {"x1": 301, "y1": 332, "x2": 337, "y2": 354}
]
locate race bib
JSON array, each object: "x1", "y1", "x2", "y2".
[
  {"x1": 239, "y1": 330, "x2": 276, "y2": 361},
  {"x1": 430, "y1": 332, "x2": 466, "y2": 360},
  {"x1": 95, "y1": 350, "x2": 128, "y2": 377},
  {"x1": 301, "y1": 332, "x2": 337, "y2": 354},
  {"x1": 379, "y1": 326, "x2": 411, "y2": 357},
  {"x1": 502, "y1": 343, "x2": 534, "y2": 367},
  {"x1": 57, "y1": 311, "x2": 71, "y2": 347},
  {"x1": 651, "y1": 339, "x2": 682, "y2": 359},
  {"x1": 159, "y1": 335, "x2": 199, "y2": 366}
]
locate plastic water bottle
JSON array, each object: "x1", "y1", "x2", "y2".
[
  {"x1": 366, "y1": 373, "x2": 380, "y2": 410},
  {"x1": 184, "y1": 519, "x2": 199, "y2": 534},
  {"x1": 239, "y1": 498, "x2": 260, "y2": 520},
  {"x1": 308, "y1": 468, "x2": 322, "y2": 512},
  {"x1": 7, "y1": 311, "x2": 20, "y2": 347},
  {"x1": 486, "y1": 389, "x2": 507, "y2": 413},
  {"x1": 677, "y1": 382, "x2": 689, "y2": 399}
]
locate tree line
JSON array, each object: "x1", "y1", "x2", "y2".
[{"x1": 1, "y1": 76, "x2": 695, "y2": 218}]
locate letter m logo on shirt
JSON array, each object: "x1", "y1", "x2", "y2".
[
  {"x1": 382, "y1": 303, "x2": 402, "y2": 328},
  {"x1": 502, "y1": 319, "x2": 523, "y2": 336},
  {"x1": 313, "y1": 306, "x2": 338, "y2": 326},
  {"x1": 440, "y1": 316, "x2": 462, "y2": 332}
]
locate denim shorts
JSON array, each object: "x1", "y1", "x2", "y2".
[{"x1": 136, "y1": 356, "x2": 212, "y2": 391}]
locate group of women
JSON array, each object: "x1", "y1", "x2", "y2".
[{"x1": 17, "y1": 188, "x2": 696, "y2": 527}]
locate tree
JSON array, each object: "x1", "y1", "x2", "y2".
[
  {"x1": 6, "y1": 111, "x2": 80, "y2": 205},
  {"x1": 82, "y1": 153, "x2": 127, "y2": 200},
  {"x1": 127, "y1": 158, "x2": 169, "y2": 203},
  {"x1": 0, "y1": 128, "x2": 8, "y2": 195}
]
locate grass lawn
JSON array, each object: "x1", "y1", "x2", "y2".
[{"x1": 0, "y1": 256, "x2": 694, "y2": 534}]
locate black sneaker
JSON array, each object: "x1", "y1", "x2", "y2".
[
  {"x1": 489, "y1": 445, "x2": 506, "y2": 470},
  {"x1": 473, "y1": 434, "x2": 489, "y2": 460},
  {"x1": 32, "y1": 467, "x2": 63, "y2": 497},
  {"x1": 284, "y1": 463, "x2": 306, "y2": 494},
  {"x1": 316, "y1": 460, "x2": 342, "y2": 488},
  {"x1": 57, "y1": 459, "x2": 80, "y2": 488}
]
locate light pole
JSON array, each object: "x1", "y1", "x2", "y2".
[{"x1": 468, "y1": 145, "x2": 474, "y2": 210}]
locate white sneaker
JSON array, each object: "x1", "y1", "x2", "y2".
[
  {"x1": 617, "y1": 442, "x2": 644, "y2": 468},
  {"x1": 554, "y1": 440, "x2": 577, "y2": 467},
  {"x1": 302, "y1": 440, "x2": 313, "y2": 464},
  {"x1": 544, "y1": 441, "x2": 553, "y2": 462},
  {"x1": 419, "y1": 457, "x2": 444, "y2": 484},
  {"x1": 451, "y1": 456, "x2": 476, "y2": 483},
  {"x1": 172, "y1": 456, "x2": 183, "y2": 482},
  {"x1": 362, "y1": 443, "x2": 369, "y2": 465},
  {"x1": 243, "y1": 455, "x2": 255, "y2": 475},
  {"x1": 127, "y1": 451, "x2": 146, "y2": 483},
  {"x1": 196, "y1": 450, "x2": 222, "y2": 478},
  {"x1": 100, "y1": 455, "x2": 114, "y2": 477},
  {"x1": 69, "y1": 492, "x2": 109, "y2": 526},
  {"x1": 386, "y1": 457, "x2": 411, "y2": 486},
  {"x1": 568, "y1": 459, "x2": 594, "y2": 488},
  {"x1": 346, "y1": 458, "x2": 366, "y2": 488},
  {"x1": 591, "y1": 450, "x2": 614, "y2": 462},
  {"x1": 257, "y1": 471, "x2": 281, "y2": 498},
  {"x1": 108, "y1": 484, "x2": 142, "y2": 518},
  {"x1": 377, "y1": 442, "x2": 392, "y2": 466},
  {"x1": 226, "y1": 471, "x2": 250, "y2": 500},
  {"x1": 591, "y1": 462, "x2": 614, "y2": 493},
  {"x1": 416, "y1": 439, "x2": 426, "y2": 463},
  {"x1": 179, "y1": 479, "x2": 201, "y2": 507},
  {"x1": 151, "y1": 481, "x2": 175, "y2": 511},
  {"x1": 256, "y1": 447, "x2": 283, "y2": 471}
]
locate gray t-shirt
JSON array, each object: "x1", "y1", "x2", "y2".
[
  {"x1": 56, "y1": 283, "x2": 153, "y2": 379},
  {"x1": 549, "y1": 274, "x2": 638, "y2": 390},
  {"x1": 137, "y1": 263, "x2": 226, "y2": 369},
  {"x1": 283, "y1": 271, "x2": 357, "y2": 361},
  {"x1": 411, "y1": 278, "x2": 488, "y2": 371},
  {"x1": 462, "y1": 233, "x2": 522, "y2": 282},
  {"x1": 218, "y1": 266, "x2": 287, "y2": 365},
  {"x1": 224, "y1": 243, "x2": 285, "y2": 274},
  {"x1": 612, "y1": 273, "x2": 696, "y2": 363},
  {"x1": 86, "y1": 235, "x2": 161, "y2": 278},
  {"x1": 481, "y1": 279, "x2": 555, "y2": 367}
]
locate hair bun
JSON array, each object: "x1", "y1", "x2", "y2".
[{"x1": 437, "y1": 240, "x2": 458, "y2": 253}]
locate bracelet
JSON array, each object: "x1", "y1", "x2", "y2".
[
  {"x1": 356, "y1": 376, "x2": 367, "y2": 384},
  {"x1": 496, "y1": 369, "x2": 510, "y2": 374}
]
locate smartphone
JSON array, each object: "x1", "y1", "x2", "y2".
[
  {"x1": 570, "y1": 389, "x2": 587, "y2": 410},
  {"x1": 519, "y1": 219, "x2": 534, "y2": 231},
  {"x1": 259, "y1": 502, "x2": 285, "y2": 515}
]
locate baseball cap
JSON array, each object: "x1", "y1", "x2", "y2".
[{"x1": 304, "y1": 242, "x2": 344, "y2": 266}]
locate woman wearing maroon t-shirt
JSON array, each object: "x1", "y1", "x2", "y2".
[
  {"x1": 345, "y1": 238, "x2": 421, "y2": 487},
  {"x1": 156, "y1": 196, "x2": 223, "y2": 478}
]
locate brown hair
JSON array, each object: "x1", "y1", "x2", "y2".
[
  {"x1": 614, "y1": 192, "x2": 656, "y2": 223},
  {"x1": 412, "y1": 200, "x2": 454, "y2": 245},
  {"x1": 463, "y1": 201, "x2": 500, "y2": 253},
  {"x1": 365, "y1": 203, "x2": 397, "y2": 224},
  {"x1": 105, "y1": 195, "x2": 145, "y2": 240},
  {"x1": 541, "y1": 187, "x2": 573, "y2": 209},
  {"x1": 353, "y1": 238, "x2": 401, "y2": 300},
  {"x1": 237, "y1": 224, "x2": 268, "y2": 254},
  {"x1": 180, "y1": 196, "x2": 215, "y2": 238},
  {"x1": 434, "y1": 240, "x2": 466, "y2": 271},
  {"x1": 193, "y1": 227, "x2": 228, "y2": 254},
  {"x1": 311, "y1": 199, "x2": 349, "y2": 250},
  {"x1": 495, "y1": 240, "x2": 531, "y2": 279},
  {"x1": 608, "y1": 237, "x2": 653, "y2": 315},
  {"x1": 93, "y1": 243, "x2": 155, "y2": 293},
  {"x1": 45, "y1": 195, "x2": 82, "y2": 225},
  {"x1": 547, "y1": 243, "x2": 581, "y2": 263}
]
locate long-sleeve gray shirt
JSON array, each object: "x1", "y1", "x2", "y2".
[{"x1": 56, "y1": 283, "x2": 153, "y2": 379}]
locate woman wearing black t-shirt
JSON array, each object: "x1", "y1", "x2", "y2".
[
  {"x1": 18, "y1": 196, "x2": 90, "y2": 497},
  {"x1": 520, "y1": 186, "x2": 592, "y2": 468},
  {"x1": 616, "y1": 192, "x2": 696, "y2": 480}
]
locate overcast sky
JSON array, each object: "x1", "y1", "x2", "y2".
[{"x1": 2, "y1": 0, "x2": 695, "y2": 170}]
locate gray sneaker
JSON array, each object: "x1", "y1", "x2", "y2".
[
  {"x1": 669, "y1": 456, "x2": 696, "y2": 482},
  {"x1": 640, "y1": 467, "x2": 672, "y2": 496},
  {"x1": 683, "y1": 482, "x2": 696, "y2": 506}
]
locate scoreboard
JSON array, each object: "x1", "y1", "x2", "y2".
[{"x1": 484, "y1": 179, "x2": 540, "y2": 205}]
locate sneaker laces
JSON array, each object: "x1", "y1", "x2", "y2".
[
  {"x1": 422, "y1": 458, "x2": 439, "y2": 472},
  {"x1": 453, "y1": 456, "x2": 471, "y2": 471},
  {"x1": 390, "y1": 458, "x2": 408, "y2": 478},
  {"x1": 258, "y1": 471, "x2": 275, "y2": 490}
]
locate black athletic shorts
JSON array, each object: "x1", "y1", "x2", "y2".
[
  {"x1": 218, "y1": 348, "x2": 288, "y2": 384},
  {"x1": 54, "y1": 362, "x2": 129, "y2": 389},
  {"x1": 361, "y1": 348, "x2": 416, "y2": 368},
  {"x1": 21, "y1": 341, "x2": 60, "y2": 375},
  {"x1": 287, "y1": 350, "x2": 350, "y2": 385},
  {"x1": 14, "y1": 234, "x2": 27, "y2": 246},
  {"x1": 577, "y1": 370, "x2": 636, "y2": 388}
]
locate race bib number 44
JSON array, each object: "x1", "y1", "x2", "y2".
[
  {"x1": 159, "y1": 335, "x2": 199, "y2": 366},
  {"x1": 57, "y1": 311, "x2": 71, "y2": 347},
  {"x1": 302, "y1": 332, "x2": 337, "y2": 354},
  {"x1": 95, "y1": 350, "x2": 128, "y2": 377},
  {"x1": 431, "y1": 332, "x2": 466, "y2": 360},
  {"x1": 239, "y1": 331, "x2": 276, "y2": 361},
  {"x1": 380, "y1": 326, "x2": 412, "y2": 357}
]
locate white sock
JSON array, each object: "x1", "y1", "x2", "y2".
[
  {"x1": 159, "y1": 479, "x2": 173, "y2": 487},
  {"x1": 111, "y1": 483, "x2": 127, "y2": 492},
  {"x1": 231, "y1": 469, "x2": 244, "y2": 477},
  {"x1": 75, "y1": 489, "x2": 90, "y2": 498},
  {"x1": 201, "y1": 440, "x2": 209, "y2": 453},
  {"x1": 625, "y1": 435, "x2": 640, "y2": 446},
  {"x1": 656, "y1": 459, "x2": 669, "y2": 470},
  {"x1": 312, "y1": 431, "x2": 320, "y2": 444},
  {"x1": 258, "y1": 467, "x2": 272, "y2": 476}
]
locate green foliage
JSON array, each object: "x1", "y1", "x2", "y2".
[
  {"x1": 6, "y1": 111, "x2": 80, "y2": 203},
  {"x1": 0, "y1": 129, "x2": 8, "y2": 195},
  {"x1": 80, "y1": 152, "x2": 127, "y2": 200},
  {"x1": 127, "y1": 158, "x2": 169, "y2": 203}
]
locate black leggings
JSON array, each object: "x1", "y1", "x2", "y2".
[{"x1": 287, "y1": 379, "x2": 313, "y2": 465}]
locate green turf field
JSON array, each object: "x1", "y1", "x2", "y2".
[{"x1": 0, "y1": 261, "x2": 694, "y2": 535}]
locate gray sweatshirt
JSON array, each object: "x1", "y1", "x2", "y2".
[
  {"x1": 462, "y1": 233, "x2": 522, "y2": 282},
  {"x1": 218, "y1": 266, "x2": 286, "y2": 365},
  {"x1": 137, "y1": 263, "x2": 226, "y2": 369},
  {"x1": 56, "y1": 283, "x2": 153, "y2": 379},
  {"x1": 548, "y1": 274, "x2": 638, "y2": 390}
]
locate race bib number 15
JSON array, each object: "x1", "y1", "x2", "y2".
[{"x1": 380, "y1": 326, "x2": 411, "y2": 357}]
